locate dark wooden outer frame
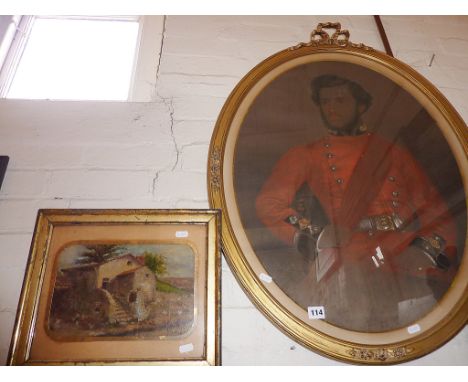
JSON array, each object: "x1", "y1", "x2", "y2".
[
  {"x1": 207, "y1": 24, "x2": 468, "y2": 364},
  {"x1": 8, "y1": 209, "x2": 221, "y2": 365}
]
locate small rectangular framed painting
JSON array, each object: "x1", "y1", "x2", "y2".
[{"x1": 8, "y1": 209, "x2": 221, "y2": 365}]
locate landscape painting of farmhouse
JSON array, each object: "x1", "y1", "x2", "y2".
[{"x1": 48, "y1": 243, "x2": 195, "y2": 340}]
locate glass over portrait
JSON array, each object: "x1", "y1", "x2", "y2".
[
  {"x1": 234, "y1": 60, "x2": 466, "y2": 333},
  {"x1": 209, "y1": 26, "x2": 468, "y2": 362}
]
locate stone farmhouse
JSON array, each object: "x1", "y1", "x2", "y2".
[{"x1": 54, "y1": 254, "x2": 157, "y2": 324}]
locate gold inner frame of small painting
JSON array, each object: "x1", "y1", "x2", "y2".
[
  {"x1": 8, "y1": 209, "x2": 221, "y2": 365},
  {"x1": 208, "y1": 23, "x2": 468, "y2": 364}
]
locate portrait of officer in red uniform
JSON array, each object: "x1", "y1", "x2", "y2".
[{"x1": 255, "y1": 75, "x2": 458, "y2": 331}]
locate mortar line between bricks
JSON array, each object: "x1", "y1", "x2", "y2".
[
  {"x1": 3, "y1": 168, "x2": 158, "y2": 172},
  {"x1": 0, "y1": 231, "x2": 33, "y2": 235},
  {"x1": 158, "y1": 72, "x2": 241, "y2": 79}
]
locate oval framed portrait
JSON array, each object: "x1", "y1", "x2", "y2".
[{"x1": 208, "y1": 23, "x2": 467, "y2": 364}]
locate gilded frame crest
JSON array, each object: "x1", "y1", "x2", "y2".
[{"x1": 208, "y1": 23, "x2": 467, "y2": 364}]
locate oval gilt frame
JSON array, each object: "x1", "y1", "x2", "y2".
[{"x1": 208, "y1": 24, "x2": 468, "y2": 364}]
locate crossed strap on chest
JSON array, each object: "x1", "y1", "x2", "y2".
[{"x1": 336, "y1": 134, "x2": 394, "y2": 230}]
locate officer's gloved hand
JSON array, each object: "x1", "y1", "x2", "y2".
[{"x1": 394, "y1": 238, "x2": 455, "y2": 301}]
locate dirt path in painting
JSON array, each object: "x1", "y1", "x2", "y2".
[{"x1": 49, "y1": 289, "x2": 195, "y2": 340}]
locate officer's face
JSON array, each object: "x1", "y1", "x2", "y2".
[{"x1": 318, "y1": 84, "x2": 364, "y2": 131}]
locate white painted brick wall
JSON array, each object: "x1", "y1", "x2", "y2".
[{"x1": 0, "y1": 15, "x2": 467, "y2": 366}]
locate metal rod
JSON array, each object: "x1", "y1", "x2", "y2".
[{"x1": 374, "y1": 15, "x2": 394, "y2": 57}]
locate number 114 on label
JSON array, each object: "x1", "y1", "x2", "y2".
[{"x1": 308, "y1": 306, "x2": 326, "y2": 319}]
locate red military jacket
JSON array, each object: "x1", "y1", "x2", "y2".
[{"x1": 255, "y1": 132, "x2": 456, "y2": 272}]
